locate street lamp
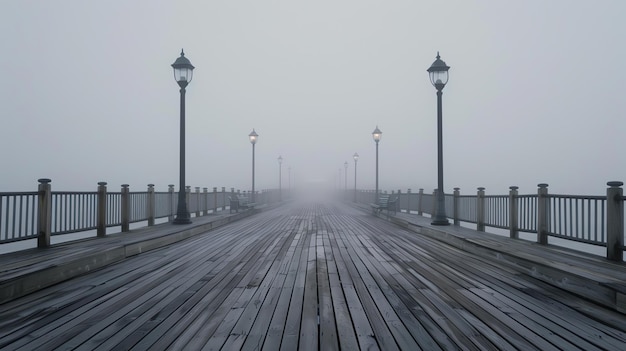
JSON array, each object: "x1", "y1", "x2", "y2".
[
  {"x1": 427, "y1": 52, "x2": 450, "y2": 225},
  {"x1": 249, "y1": 129, "x2": 258, "y2": 202},
  {"x1": 278, "y1": 155, "x2": 283, "y2": 202},
  {"x1": 353, "y1": 152, "x2": 359, "y2": 202},
  {"x1": 344, "y1": 161, "x2": 348, "y2": 194},
  {"x1": 372, "y1": 126, "x2": 382, "y2": 202},
  {"x1": 172, "y1": 49, "x2": 194, "y2": 225}
]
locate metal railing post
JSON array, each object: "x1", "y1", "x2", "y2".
[
  {"x1": 195, "y1": 187, "x2": 201, "y2": 217},
  {"x1": 477, "y1": 187, "x2": 485, "y2": 232},
  {"x1": 431, "y1": 189, "x2": 437, "y2": 216},
  {"x1": 147, "y1": 184, "x2": 155, "y2": 226},
  {"x1": 185, "y1": 186, "x2": 191, "y2": 216},
  {"x1": 397, "y1": 189, "x2": 402, "y2": 212},
  {"x1": 121, "y1": 184, "x2": 130, "y2": 232},
  {"x1": 453, "y1": 187, "x2": 460, "y2": 226},
  {"x1": 168, "y1": 184, "x2": 175, "y2": 222},
  {"x1": 37, "y1": 178, "x2": 52, "y2": 248},
  {"x1": 203, "y1": 187, "x2": 208, "y2": 216},
  {"x1": 509, "y1": 186, "x2": 519, "y2": 239},
  {"x1": 222, "y1": 187, "x2": 227, "y2": 210},
  {"x1": 213, "y1": 187, "x2": 218, "y2": 213},
  {"x1": 537, "y1": 183, "x2": 549, "y2": 245},
  {"x1": 97, "y1": 182, "x2": 107, "y2": 237},
  {"x1": 418, "y1": 188, "x2": 424, "y2": 216},
  {"x1": 406, "y1": 189, "x2": 411, "y2": 214},
  {"x1": 606, "y1": 181, "x2": 624, "y2": 261}
]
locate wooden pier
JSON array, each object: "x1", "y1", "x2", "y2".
[{"x1": 0, "y1": 202, "x2": 625, "y2": 350}]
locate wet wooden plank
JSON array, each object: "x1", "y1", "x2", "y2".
[{"x1": 2, "y1": 203, "x2": 626, "y2": 351}]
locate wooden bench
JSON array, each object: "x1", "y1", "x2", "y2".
[
  {"x1": 229, "y1": 195, "x2": 256, "y2": 213},
  {"x1": 370, "y1": 194, "x2": 398, "y2": 217}
]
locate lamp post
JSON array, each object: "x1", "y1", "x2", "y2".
[
  {"x1": 372, "y1": 126, "x2": 382, "y2": 202},
  {"x1": 278, "y1": 155, "x2": 283, "y2": 202},
  {"x1": 353, "y1": 152, "x2": 359, "y2": 202},
  {"x1": 428, "y1": 52, "x2": 451, "y2": 225},
  {"x1": 344, "y1": 161, "x2": 348, "y2": 195},
  {"x1": 249, "y1": 129, "x2": 258, "y2": 203},
  {"x1": 172, "y1": 49, "x2": 194, "y2": 225}
]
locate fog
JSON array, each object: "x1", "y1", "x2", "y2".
[{"x1": 1, "y1": 1, "x2": 624, "y2": 197}]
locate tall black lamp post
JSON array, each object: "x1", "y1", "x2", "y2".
[
  {"x1": 353, "y1": 152, "x2": 359, "y2": 202},
  {"x1": 372, "y1": 126, "x2": 382, "y2": 202},
  {"x1": 278, "y1": 155, "x2": 283, "y2": 201},
  {"x1": 428, "y1": 52, "x2": 450, "y2": 225},
  {"x1": 249, "y1": 129, "x2": 258, "y2": 202},
  {"x1": 172, "y1": 49, "x2": 194, "y2": 225}
]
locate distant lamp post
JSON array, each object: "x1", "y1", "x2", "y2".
[
  {"x1": 427, "y1": 52, "x2": 450, "y2": 225},
  {"x1": 249, "y1": 129, "x2": 258, "y2": 202},
  {"x1": 172, "y1": 49, "x2": 194, "y2": 225},
  {"x1": 372, "y1": 126, "x2": 382, "y2": 201},
  {"x1": 353, "y1": 152, "x2": 359, "y2": 202},
  {"x1": 344, "y1": 161, "x2": 348, "y2": 194},
  {"x1": 278, "y1": 155, "x2": 283, "y2": 201}
]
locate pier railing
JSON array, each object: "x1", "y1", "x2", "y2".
[
  {"x1": 357, "y1": 182, "x2": 624, "y2": 261},
  {"x1": 0, "y1": 179, "x2": 279, "y2": 247}
]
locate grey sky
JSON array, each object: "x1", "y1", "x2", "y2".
[{"x1": 1, "y1": 0, "x2": 624, "y2": 196}]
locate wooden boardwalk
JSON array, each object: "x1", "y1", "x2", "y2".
[{"x1": 0, "y1": 202, "x2": 625, "y2": 350}]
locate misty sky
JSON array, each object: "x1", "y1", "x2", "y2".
[{"x1": 1, "y1": 0, "x2": 624, "y2": 196}]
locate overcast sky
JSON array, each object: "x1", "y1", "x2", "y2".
[{"x1": 1, "y1": 0, "x2": 624, "y2": 196}]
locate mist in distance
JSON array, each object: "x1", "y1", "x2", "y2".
[{"x1": 1, "y1": 1, "x2": 624, "y2": 197}]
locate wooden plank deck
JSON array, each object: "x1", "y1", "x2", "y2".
[{"x1": 0, "y1": 202, "x2": 625, "y2": 350}]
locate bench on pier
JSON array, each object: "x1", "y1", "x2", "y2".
[
  {"x1": 229, "y1": 195, "x2": 256, "y2": 213},
  {"x1": 370, "y1": 194, "x2": 398, "y2": 217}
]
